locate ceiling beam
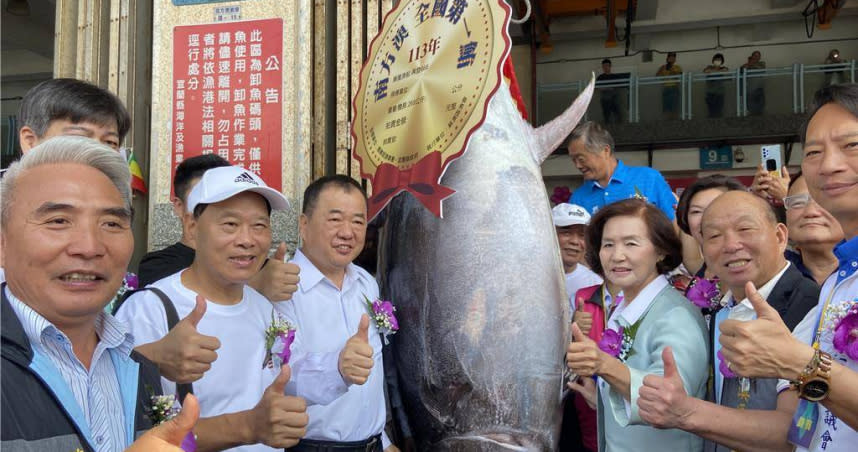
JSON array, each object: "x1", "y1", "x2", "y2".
[
  {"x1": 542, "y1": 0, "x2": 632, "y2": 18},
  {"x1": 546, "y1": 6, "x2": 858, "y2": 42}
]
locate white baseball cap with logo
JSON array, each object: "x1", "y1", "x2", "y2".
[
  {"x1": 186, "y1": 165, "x2": 290, "y2": 213},
  {"x1": 552, "y1": 203, "x2": 591, "y2": 227}
]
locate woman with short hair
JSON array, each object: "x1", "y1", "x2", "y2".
[{"x1": 566, "y1": 198, "x2": 708, "y2": 452}]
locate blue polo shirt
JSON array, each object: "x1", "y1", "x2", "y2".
[{"x1": 569, "y1": 160, "x2": 676, "y2": 221}]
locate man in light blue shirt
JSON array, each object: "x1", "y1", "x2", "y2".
[{"x1": 567, "y1": 121, "x2": 676, "y2": 220}]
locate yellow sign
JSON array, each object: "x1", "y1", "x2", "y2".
[{"x1": 352, "y1": 0, "x2": 511, "y2": 218}]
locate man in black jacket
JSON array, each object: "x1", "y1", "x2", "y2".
[
  {"x1": 636, "y1": 190, "x2": 819, "y2": 452},
  {"x1": 1, "y1": 137, "x2": 164, "y2": 452}
]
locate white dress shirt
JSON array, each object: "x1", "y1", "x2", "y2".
[
  {"x1": 722, "y1": 262, "x2": 790, "y2": 322},
  {"x1": 277, "y1": 249, "x2": 390, "y2": 448},
  {"x1": 605, "y1": 275, "x2": 668, "y2": 332},
  {"x1": 600, "y1": 275, "x2": 669, "y2": 415}
]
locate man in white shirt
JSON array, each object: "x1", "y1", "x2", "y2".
[
  {"x1": 277, "y1": 175, "x2": 398, "y2": 452},
  {"x1": 636, "y1": 191, "x2": 818, "y2": 452},
  {"x1": 552, "y1": 203, "x2": 603, "y2": 313},
  {"x1": 115, "y1": 166, "x2": 373, "y2": 452}
]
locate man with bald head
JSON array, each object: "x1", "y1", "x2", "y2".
[
  {"x1": 700, "y1": 191, "x2": 818, "y2": 328},
  {"x1": 636, "y1": 190, "x2": 818, "y2": 451}
]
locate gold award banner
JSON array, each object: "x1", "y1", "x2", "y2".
[{"x1": 352, "y1": 0, "x2": 512, "y2": 219}]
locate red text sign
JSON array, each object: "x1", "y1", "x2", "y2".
[{"x1": 172, "y1": 18, "x2": 283, "y2": 192}]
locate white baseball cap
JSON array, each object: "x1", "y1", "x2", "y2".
[
  {"x1": 186, "y1": 165, "x2": 290, "y2": 213},
  {"x1": 552, "y1": 203, "x2": 591, "y2": 227}
]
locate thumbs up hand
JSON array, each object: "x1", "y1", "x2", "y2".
[
  {"x1": 566, "y1": 322, "x2": 605, "y2": 377},
  {"x1": 144, "y1": 295, "x2": 221, "y2": 383},
  {"x1": 573, "y1": 300, "x2": 593, "y2": 336},
  {"x1": 249, "y1": 242, "x2": 301, "y2": 302},
  {"x1": 638, "y1": 347, "x2": 695, "y2": 429},
  {"x1": 339, "y1": 314, "x2": 374, "y2": 385},
  {"x1": 247, "y1": 365, "x2": 309, "y2": 448},
  {"x1": 718, "y1": 281, "x2": 813, "y2": 379},
  {"x1": 126, "y1": 394, "x2": 200, "y2": 452}
]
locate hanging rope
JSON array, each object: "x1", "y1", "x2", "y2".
[{"x1": 803, "y1": 0, "x2": 819, "y2": 39}]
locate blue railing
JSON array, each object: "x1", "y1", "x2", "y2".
[{"x1": 536, "y1": 60, "x2": 856, "y2": 125}]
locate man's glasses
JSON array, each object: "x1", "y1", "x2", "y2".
[{"x1": 783, "y1": 193, "x2": 812, "y2": 211}]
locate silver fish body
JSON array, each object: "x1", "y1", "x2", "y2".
[{"x1": 378, "y1": 79, "x2": 594, "y2": 451}]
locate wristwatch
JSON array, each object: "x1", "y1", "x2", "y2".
[{"x1": 792, "y1": 349, "x2": 833, "y2": 402}]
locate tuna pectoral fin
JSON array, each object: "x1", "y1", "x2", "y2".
[
  {"x1": 532, "y1": 74, "x2": 596, "y2": 164},
  {"x1": 437, "y1": 432, "x2": 539, "y2": 451}
]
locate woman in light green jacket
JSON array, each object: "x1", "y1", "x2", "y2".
[{"x1": 567, "y1": 199, "x2": 709, "y2": 452}]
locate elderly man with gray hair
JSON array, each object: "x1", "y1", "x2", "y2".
[
  {"x1": 567, "y1": 121, "x2": 676, "y2": 220},
  {"x1": 0, "y1": 136, "x2": 194, "y2": 452}
]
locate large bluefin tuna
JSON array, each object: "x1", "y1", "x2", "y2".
[{"x1": 378, "y1": 77, "x2": 595, "y2": 451}]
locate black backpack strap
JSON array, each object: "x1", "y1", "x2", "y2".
[
  {"x1": 706, "y1": 311, "x2": 718, "y2": 401},
  {"x1": 114, "y1": 287, "x2": 194, "y2": 403}
]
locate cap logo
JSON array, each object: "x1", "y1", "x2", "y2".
[{"x1": 234, "y1": 172, "x2": 259, "y2": 186}]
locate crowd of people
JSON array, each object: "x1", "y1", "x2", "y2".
[
  {"x1": 598, "y1": 48, "x2": 849, "y2": 121},
  {"x1": 558, "y1": 84, "x2": 858, "y2": 452},
  {"x1": 1, "y1": 79, "x2": 395, "y2": 452},
  {"x1": 0, "y1": 75, "x2": 856, "y2": 452}
]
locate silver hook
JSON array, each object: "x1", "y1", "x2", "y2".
[{"x1": 510, "y1": 0, "x2": 531, "y2": 24}]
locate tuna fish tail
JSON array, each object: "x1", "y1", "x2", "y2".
[{"x1": 532, "y1": 74, "x2": 596, "y2": 164}]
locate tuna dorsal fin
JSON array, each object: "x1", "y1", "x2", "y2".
[{"x1": 532, "y1": 74, "x2": 595, "y2": 164}]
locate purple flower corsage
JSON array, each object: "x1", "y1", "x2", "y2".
[
  {"x1": 269, "y1": 329, "x2": 296, "y2": 368},
  {"x1": 685, "y1": 276, "x2": 724, "y2": 314},
  {"x1": 598, "y1": 328, "x2": 624, "y2": 357},
  {"x1": 123, "y1": 272, "x2": 139, "y2": 292},
  {"x1": 263, "y1": 312, "x2": 296, "y2": 369},
  {"x1": 550, "y1": 186, "x2": 572, "y2": 204},
  {"x1": 598, "y1": 322, "x2": 638, "y2": 362},
  {"x1": 364, "y1": 295, "x2": 399, "y2": 344},
  {"x1": 717, "y1": 349, "x2": 737, "y2": 378},
  {"x1": 833, "y1": 304, "x2": 858, "y2": 361}
]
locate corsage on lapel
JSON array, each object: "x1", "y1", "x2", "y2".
[
  {"x1": 363, "y1": 295, "x2": 399, "y2": 344},
  {"x1": 263, "y1": 311, "x2": 296, "y2": 369}
]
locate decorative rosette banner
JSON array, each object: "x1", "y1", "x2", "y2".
[{"x1": 351, "y1": 0, "x2": 512, "y2": 220}]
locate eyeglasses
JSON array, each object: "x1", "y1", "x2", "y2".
[{"x1": 784, "y1": 193, "x2": 812, "y2": 211}]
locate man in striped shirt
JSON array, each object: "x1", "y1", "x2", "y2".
[{"x1": 1, "y1": 137, "x2": 164, "y2": 452}]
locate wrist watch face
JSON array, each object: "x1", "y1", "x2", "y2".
[{"x1": 803, "y1": 379, "x2": 830, "y2": 402}]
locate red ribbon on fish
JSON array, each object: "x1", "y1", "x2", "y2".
[{"x1": 368, "y1": 151, "x2": 455, "y2": 219}]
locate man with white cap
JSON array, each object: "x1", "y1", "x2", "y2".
[
  {"x1": 553, "y1": 202, "x2": 603, "y2": 310},
  {"x1": 554, "y1": 202, "x2": 603, "y2": 452},
  {"x1": 115, "y1": 166, "x2": 373, "y2": 451}
]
